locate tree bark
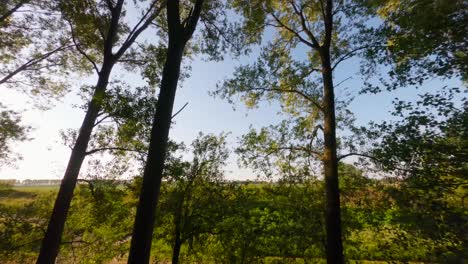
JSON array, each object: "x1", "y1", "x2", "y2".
[
  {"x1": 172, "y1": 201, "x2": 183, "y2": 264},
  {"x1": 36, "y1": 66, "x2": 112, "y2": 264},
  {"x1": 318, "y1": 1, "x2": 344, "y2": 262},
  {"x1": 320, "y1": 48, "x2": 344, "y2": 264},
  {"x1": 35, "y1": 0, "x2": 157, "y2": 262},
  {"x1": 126, "y1": 1, "x2": 204, "y2": 262},
  {"x1": 127, "y1": 39, "x2": 185, "y2": 263},
  {"x1": 172, "y1": 234, "x2": 182, "y2": 264}
]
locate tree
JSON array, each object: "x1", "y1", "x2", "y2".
[
  {"x1": 128, "y1": 0, "x2": 244, "y2": 261},
  {"x1": 37, "y1": 1, "x2": 164, "y2": 262},
  {"x1": 368, "y1": 87, "x2": 467, "y2": 262},
  {"x1": 62, "y1": 84, "x2": 158, "y2": 169},
  {"x1": 0, "y1": 0, "x2": 79, "y2": 104},
  {"x1": 59, "y1": 179, "x2": 134, "y2": 263},
  {"x1": 127, "y1": 1, "x2": 204, "y2": 261},
  {"x1": 0, "y1": 103, "x2": 30, "y2": 166},
  {"x1": 215, "y1": 1, "x2": 378, "y2": 262},
  {"x1": 355, "y1": 1, "x2": 467, "y2": 260},
  {"x1": 361, "y1": 0, "x2": 467, "y2": 88},
  {"x1": 0, "y1": 178, "x2": 134, "y2": 263},
  {"x1": 162, "y1": 133, "x2": 229, "y2": 264},
  {"x1": 0, "y1": 189, "x2": 53, "y2": 263},
  {"x1": 0, "y1": 0, "x2": 84, "y2": 170}
]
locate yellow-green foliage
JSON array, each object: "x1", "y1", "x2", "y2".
[{"x1": 0, "y1": 177, "x2": 465, "y2": 263}]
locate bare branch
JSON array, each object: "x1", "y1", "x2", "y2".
[
  {"x1": 181, "y1": 6, "x2": 194, "y2": 28},
  {"x1": 171, "y1": 102, "x2": 189, "y2": 119},
  {"x1": 331, "y1": 45, "x2": 382, "y2": 70},
  {"x1": 334, "y1": 76, "x2": 352, "y2": 88},
  {"x1": 338, "y1": 152, "x2": 375, "y2": 161},
  {"x1": 317, "y1": 0, "x2": 326, "y2": 23},
  {"x1": 85, "y1": 147, "x2": 146, "y2": 156},
  {"x1": 309, "y1": 124, "x2": 323, "y2": 150},
  {"x1": 93, "y1": 114, "x2": 112, "y2": 127}
]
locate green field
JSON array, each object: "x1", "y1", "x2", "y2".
[
  {"x1": 0, "y1": 179, "x2": 465, "y2": 263},
  {"x1": 12, "y1": 185, "x2": 59, "y2": 192}
]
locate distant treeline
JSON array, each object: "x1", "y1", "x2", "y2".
[
  {"x1": 0, "y1": 179, "x2": 62, "y2": 186},
  {"x1": 0, "y1": 179, "x2": 265, "y2": 187}
]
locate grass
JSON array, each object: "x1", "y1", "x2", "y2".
[
  {"x1": 0, "y1": 185, "x2": 58, "y2": 206},
  {"x1": 12, "y1": 185, "x2": 59, "y2": 193}
]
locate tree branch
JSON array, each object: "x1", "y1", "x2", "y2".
[
  {"x1": 104, "y1": 0, "x2": 125, "y2": 59},
  {"x1": 114, "y1": 0, "x2": 165, "y2": 59},
  {"x1": 245, "y1": 86, "x2": 323, "y2": 111},
  {"x1": 68, "y1": 20, "x2": 100, "y2": 74},
  {"x1": 93, "y1": 114, "x2": 112, "y2": 127},
  {"x1": 268, "y1": 11, "x2": 316, "y2": 49},
  {"x1": 0, "y1": 0, "x2": 29, "y2": 24},
  {"x1": 334, "y1": 76, "x2": 352, "y2": 88},
  {"x1": 85, "y1": 147, "x2": 147, "y2": 156},
  {"x1": 273, "y1": 145, "x2": 323, "y2": 160},
  {"x1": 331, "y1": 45, "x2": 382, "y2": 70},
  {"x1": 0, "y1": 44, "x2": 72, "y2": 85},
  {"x1": 337, "y1": 152, "x2": 414, "y2": 173},
  {"x1": 338, "y1": 152, "x2": 375, "y2": 161},
  {"x1": 289, "y1": 0, "x2": 321, "y2": 48},
  {"x1": 171, "y1": 102, "x2": 189, "y2": 119},
  {"x1": 183, "y1": 0, "x2": 204, "y2": 41}
]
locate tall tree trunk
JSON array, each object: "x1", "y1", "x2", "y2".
[
  {"x1": 319, "y1": 1, "x2": 344, "y2": 262},
  {"x1": 172, "y1": 234, "x2": 182, "y2": 264},
  {"x1": 128, "y1": 1, "x2": 203, "y2": 262},
  {"x1": 36, "y1": 66, "x2": 112, "y2": 264},
  {"x1": 172, "y1": 205, "x2": 183, "y2": 264},
  {"x1": 320, "y1": 48, "x2": 344, "y2": 264},
  {"x1": 127, "y1": 40, "x2": 185, "y2": 264}
]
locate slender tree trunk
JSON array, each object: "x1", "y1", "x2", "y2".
[
  {"x1": 320, "y1": 48, "x2": 344, "y2": 264},
  {"x1": 172, "y1": 207, "x2": 183, "y2": 264},
  {"x1": 36, "y1": 66, "x2": 112, "y2": 264},
  {"x1": 172, "y1": 235, "x2": 182, "y2": 264},
  {"x1": 127, "y1": 40, "x2": 185, "y2": 263},
  {"x1": 128, "y1": 1, "x2": 203, "y2": 261}
]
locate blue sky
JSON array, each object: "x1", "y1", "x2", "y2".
[
  {"x1": 0, "y1": 5, "x2": 464, "y2": 181},
  {"x1": 2, "y1": 49, "x2": 460, "y2": 181}
]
